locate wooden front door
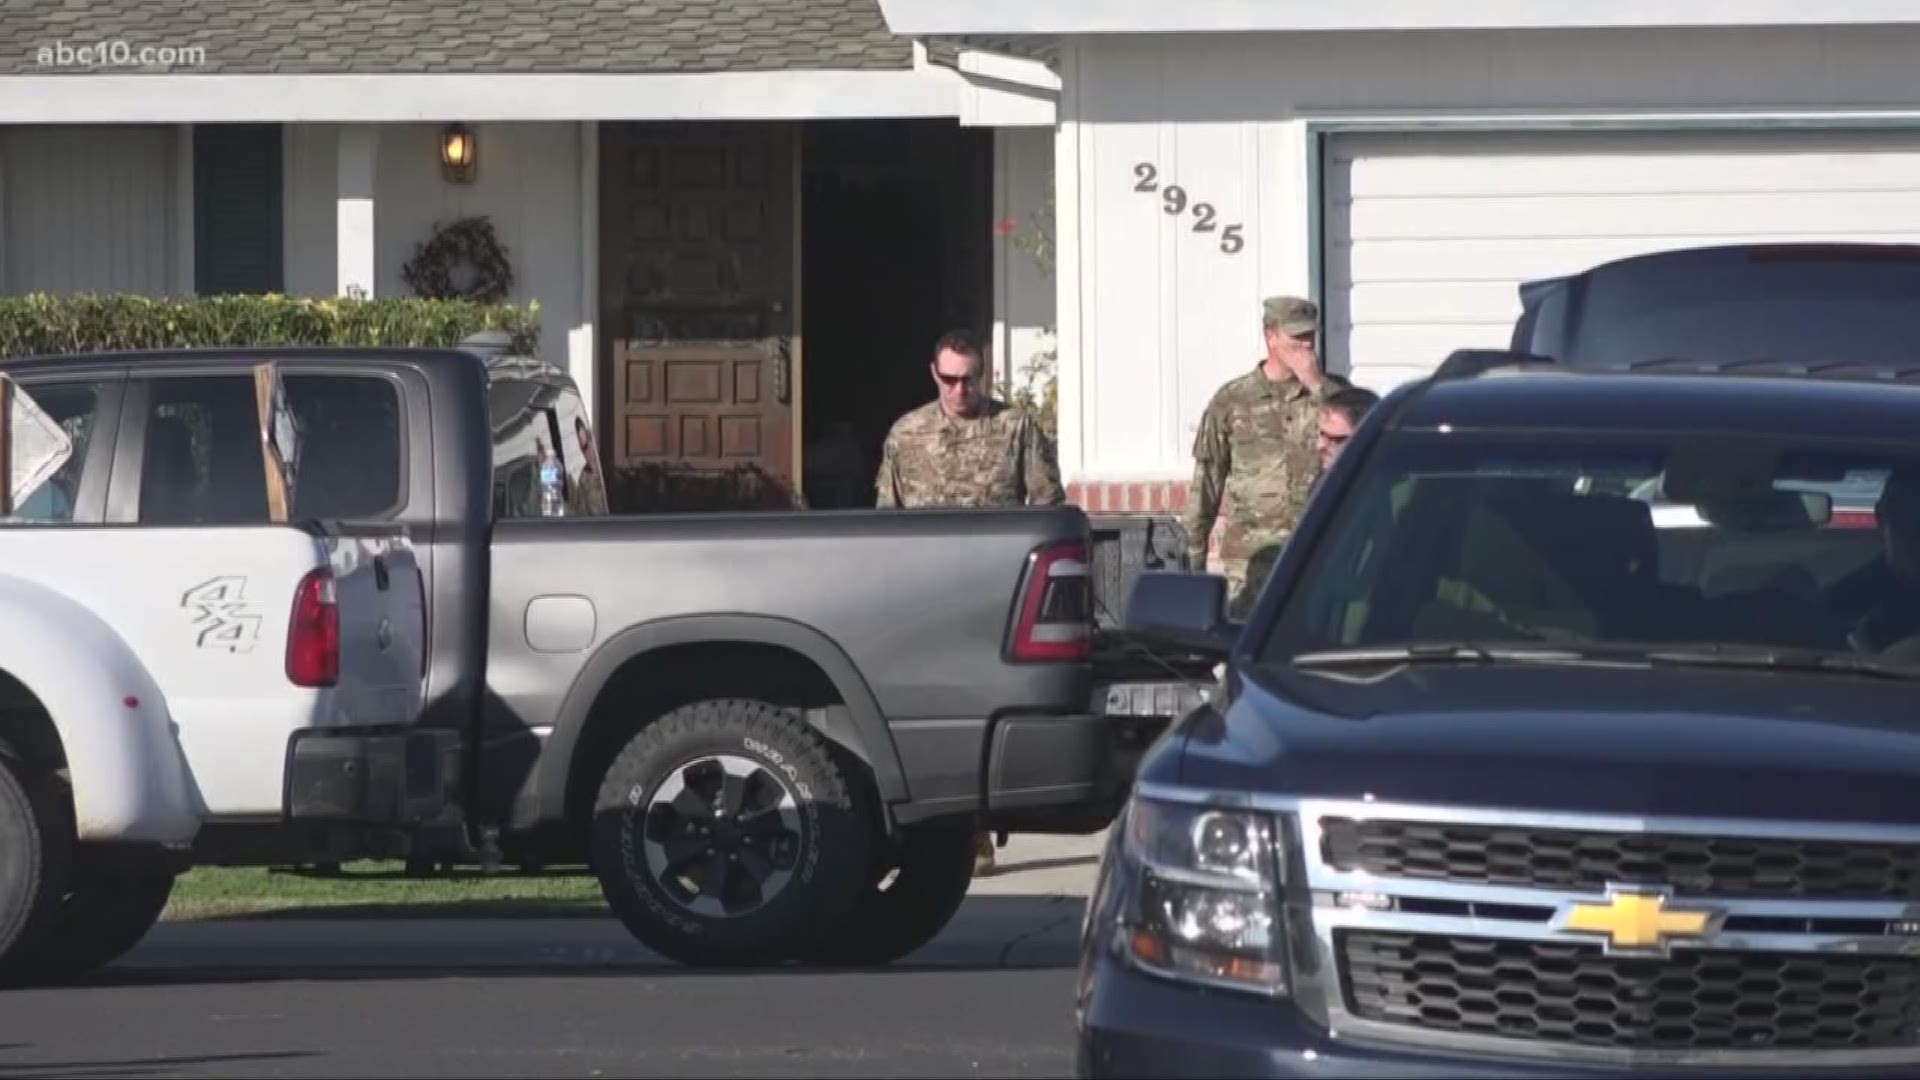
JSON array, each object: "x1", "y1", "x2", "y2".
[{"x1": 600, "y1": 122, "x2": 799, "y2": 496}]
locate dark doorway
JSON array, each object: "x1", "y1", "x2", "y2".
[{"x1": 799, "y1": 120, "x2": 992, "y2": 509}]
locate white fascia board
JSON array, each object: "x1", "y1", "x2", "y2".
[
  {"x1": 956, "y1": 50, "x2": 1062, "y2": 93},
  {"x1": 878, "y1": 0, "x2": 1920, "y2": 34},
  {"x1": 0, "y1": 71, "x2": 963, "y2": 123}
]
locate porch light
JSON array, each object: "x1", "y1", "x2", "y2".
[{"x1": 440, "y1": 123, "x2": 476, "y2": 183}]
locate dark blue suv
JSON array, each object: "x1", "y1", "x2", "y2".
[{"x1": 1075, "y1": 245, "x2": 1920, "y2": 1078}]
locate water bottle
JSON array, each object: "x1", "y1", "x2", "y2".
[{"x1": 538, "y1": 447, "x2": 566, "y2": 517}]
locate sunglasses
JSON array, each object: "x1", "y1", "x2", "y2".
[{"x1": 935, "y1": 370, "x2": 979, "y2": 387}]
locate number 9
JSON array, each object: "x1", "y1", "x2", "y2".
[{"x1": 1162, "y1": 185, "x2": 1187, "y2": 216}]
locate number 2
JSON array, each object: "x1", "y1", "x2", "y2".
[
  {"x1": 1191, "y1": 203, "x2": 1217, "y2": 232},
  {"x1": 1133, "y1": 163, "x2": 1157, "y2": 191}
]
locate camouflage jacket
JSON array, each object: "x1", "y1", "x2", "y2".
[
  {"x1": 875, "y1": 399, "x2": 1064, "y2": 508},
  {"x1": 1183, "y1": 365, "x2": 1347, "y2": 565}
]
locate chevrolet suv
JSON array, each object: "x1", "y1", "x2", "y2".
[{"x1": 1075, "y1": 338, "x2": 1920, "y2": 1078}]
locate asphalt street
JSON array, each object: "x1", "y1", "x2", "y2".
[{"x1": 0, "y1": 835, "x2": 1104, "y2": 1080}]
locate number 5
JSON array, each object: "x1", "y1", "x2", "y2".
[{"x1": 1220, "y1": 224, "x2": 1244, "y2": 254}]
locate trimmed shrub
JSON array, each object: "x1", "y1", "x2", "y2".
[
  {"x1": 608, "y1": 462, "x2": 805, "y2": 512},
  {"x1": 0, "y1": 293, "x2": 540, "y2": 358}
]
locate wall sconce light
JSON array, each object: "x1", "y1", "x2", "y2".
[{"x1": 440, "y1": 123, "x2": 476, "y2": 183}]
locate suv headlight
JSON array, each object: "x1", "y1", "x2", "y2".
[{"x1": 1116, "y1": 794, "x2": 1289, "y2": 995}]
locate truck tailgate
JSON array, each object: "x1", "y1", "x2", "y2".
[{"x1": 321, "y1": 525, "x2": 427, "y2": 730}]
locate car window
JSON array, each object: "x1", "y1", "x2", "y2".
[
  {"x1": 1, "y1": 380, "x2": 105, "y2": 525},
  {"x1": 1262, "y1": 432, "x2": 1920, "y2": 663},
  {"x1": 139, "y1": 375, "x2": 273, "y2": 525},
  {"x1": 489, "y1": 376, "x2": 608, "y2": 518},
  {"x1": 134, "y1": 372, "x2": 402, "y2": 526},
  {"x1": 282, "y1": 374, "x2": 403, "y2": 520}
]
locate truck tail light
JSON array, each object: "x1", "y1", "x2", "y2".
[
  {"x1": 1009, "y1": 539, "x2": 1092, "y2": 663},
  {"x1": 288, "y1": 568, "x2": 340, "y2": 688},
  {"x1": 1832, "y1": 508, "x2": 1878, "y2": 530}
]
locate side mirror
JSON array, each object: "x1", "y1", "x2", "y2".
[{"x1": 1124, "y1": 571, "x2": 1242, "y2": 662}]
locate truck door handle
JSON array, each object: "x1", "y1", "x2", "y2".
[{"x1": 374, "y1": 557, "x2": 390, "y2": 591}]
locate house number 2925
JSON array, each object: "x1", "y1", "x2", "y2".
[{"x1": 1133, "y1": 163, "x2": 1244, "y2": 254}]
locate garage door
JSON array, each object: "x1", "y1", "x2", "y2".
[{"x1": 1323, "y1": 129, "x2": 1920, "y2": 391}]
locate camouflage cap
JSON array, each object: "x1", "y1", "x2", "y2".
[{"x1": 1262, "y1": 295, "x2": 1318, "y2": 336}]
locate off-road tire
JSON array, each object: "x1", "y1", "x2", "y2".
[
  {"x1": 590, "y1": 698, "x2": 874, "y2": 967},
  {"x1": 804, "y1": 817, "x2": 977, "y2": 966},
  {"x1": 0, "y1": 746, "x2": 72, "y2": 987},
  {"x1": 11, "y1": 845, "x2": 175, "y2": 983}
]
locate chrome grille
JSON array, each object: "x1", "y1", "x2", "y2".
[
  {"x1": 1123, "y1": 785, "x2": 1920, "y2": 1066},
  {"x1": 1321, "y1": 817, "x2": 1920, "y2": 900},
  {"x1": 1339, "y1": 931, "x2": 1920, "y2": 1052}
]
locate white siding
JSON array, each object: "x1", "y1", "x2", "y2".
[
  {"x1": 993, "y1": 126, "x2": 1057, "y2": 400},
  {"x1": 282, "y1": 124, "x2": 339, "y2": 299},
  {"x1": 0, "y1": 125, "x2": 179, "y2": 297},
  {"x1": 1059, "y1": 24, "x2": 1920, "y2": 482},
  {"x1": 283, "y1": 122, "x2": 586, "y2": 368},
  {"x1": 1328, "y1": 129, "x2": 1920, "y2": 391}
]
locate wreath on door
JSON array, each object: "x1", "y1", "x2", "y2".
[{"x1": 401, "y1": 215, "x2": 515, "y2": 303}]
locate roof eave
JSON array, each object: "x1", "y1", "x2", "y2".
[{"x1": 878, "y1": 0, "x2": 1920, "y2": 35}]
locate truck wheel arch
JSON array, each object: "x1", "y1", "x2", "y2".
[
  {"x1": 541, "y1": 614, "x2": 909, "y2": 824},
  {"x1": 0, "y1": 575, "x2": 201, "y2": 845}
]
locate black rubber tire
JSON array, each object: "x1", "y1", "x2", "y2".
[
  {"x1": 11, "y1": 847, "x2": 175, "y2": 984},
  {"x1": 0, "y1": 747, "x2": 71, "y2": 986},
  {"x1": 589, "y1": 698, "x2": 875, "y2": 967},
  {"x1": 803, "y1": 817, "x2": 978, "y2": 966}
]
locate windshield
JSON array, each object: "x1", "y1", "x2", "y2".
[{"x1": 1259, "y1": 431, "x2": 1920, "y2": 667}]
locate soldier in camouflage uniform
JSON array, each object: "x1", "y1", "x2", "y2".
[
  {"x1": 874, "y1": 330, "x2": 1064, "y2": 510},
  {"x1": 875, "y1": 329, "x2": 1063, "y2": 874},
  {"x1": 1184, "y1": 296, "x2": 1349, "y2": 618}
]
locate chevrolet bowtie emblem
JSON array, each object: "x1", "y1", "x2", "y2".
[{"x1": 1557, "y1": 888, "x2": 1718, "y2": 954}]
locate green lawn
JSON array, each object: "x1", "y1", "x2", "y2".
[{"x1": 163, "y1": 861, "x2": 610, "y2": 921}]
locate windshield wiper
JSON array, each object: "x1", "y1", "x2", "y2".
[
  {"x1": 1641, "y1": 646, "x2": 1920, "y2": 681},
  {"x1": 1290, "y1": 641, "x2": 1920, "y2": 680},
  {"x1": 1289, "y1": 643, "x2": 1641, "y2": 668}
]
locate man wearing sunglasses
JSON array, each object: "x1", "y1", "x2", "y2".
[
  {"x1": 1317, "y1": 386, "x2": 1380, "y2": 474},
  {"x1": 874, "y1": 330, "x2": 1063, "y2": 511},
  {"x1": 874, "y1": 329, "x2": 1064, "y2": 874}
]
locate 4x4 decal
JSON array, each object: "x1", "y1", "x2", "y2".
[{"x1": 182, "y1": 576, "x2": 262, "y2": 653}]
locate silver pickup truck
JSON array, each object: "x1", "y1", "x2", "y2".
[{"x1": 0, "y1": 343, "x2": 1209, "y2": 981}]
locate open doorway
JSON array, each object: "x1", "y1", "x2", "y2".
[{"x1": 799, "y1": 119, "x2": 993, "y2": 509}]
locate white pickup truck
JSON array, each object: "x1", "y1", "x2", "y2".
[{"x1": 0, "y1": 364, "x2": 424, "y2": 986}]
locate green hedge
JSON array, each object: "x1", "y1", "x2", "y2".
[{"x1": 0, "y1": 293, "x2": 541, "y2": 358}]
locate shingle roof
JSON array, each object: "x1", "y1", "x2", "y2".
[{"x1": 2, "y1": 0, "x2": 915, "y2": 75}]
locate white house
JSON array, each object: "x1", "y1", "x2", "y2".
[
  {"x1": 0, "y1": 0, "x2": 1060, "y2": 509},
  {"x1": 879, "y1": 0, "x2": 1920, "y2": 515}
]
